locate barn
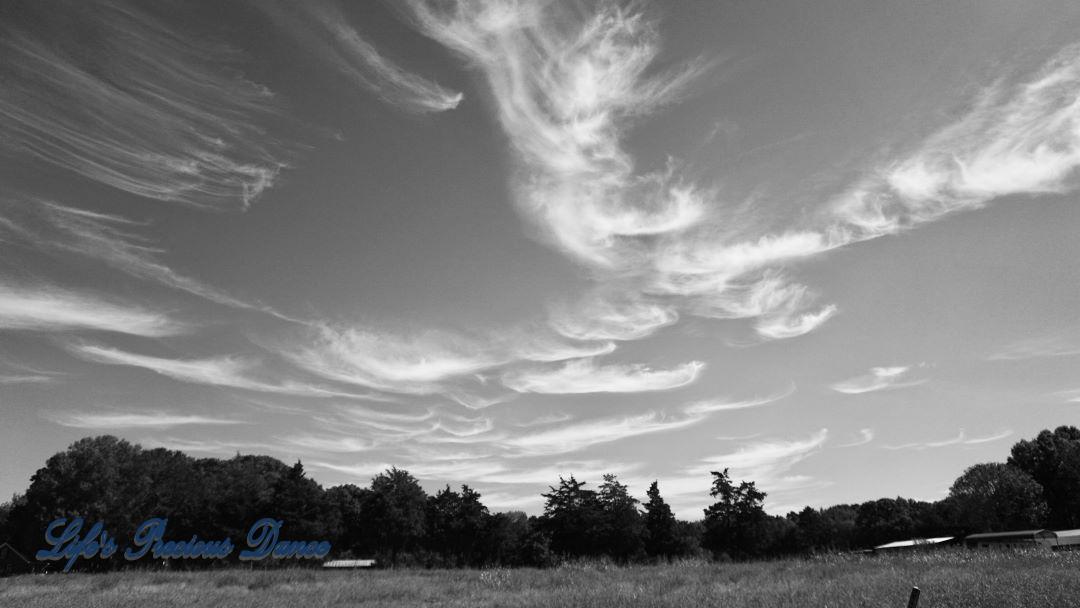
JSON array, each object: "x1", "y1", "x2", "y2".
[
  {"x1": 322, "y1": 558, "x2": 377, "y2": 569},
  {"x1": 963, "y1": 530, "x2": 1057, "y2": 549},
  {"x1": 1051, "y1": 529, "x2": 1080, "y2": 550},
  {"x1": 0, "y1": 542, "x2": 33, "y2": 576}
]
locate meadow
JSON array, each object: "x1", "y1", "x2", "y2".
[{"x1": 3, "y1": 549, "x2": 1080, "y2": 607}]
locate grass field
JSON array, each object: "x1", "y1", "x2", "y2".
[{"x1": 3, "y1": 549, "x2": 1080, "y2": 607}]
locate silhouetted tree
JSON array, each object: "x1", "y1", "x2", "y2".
[
  {"x1": 1008, "y1": 426, "x2": 1080, "y2": 528},
  {"x1": 540, "y1": 476, "x2": 603, "y2": 557},
  {"x1": 946, "y1": 463, "x2": 1047, "y2": 532},
  {"x1": 643, "y1": 481, "x2": 679, "y2": 558},
  {"x1": 702, "y1": 468, "x2": 768, "y2": 559},
  {"x1": 855, "y1": 498, "x2": 917, "y2": 547},
  {"x1": 326, "y1": 484, "x2": 370, "y2": 556},
  {"x1": 596, "y1": 474, "x2": 644, "y2": 561},
  {"x1": 363, "y1": 468, "x2": 428, "y2": 565},
  {"x1": 426, "y1": 485, "x2": 488, "y2": 566}
]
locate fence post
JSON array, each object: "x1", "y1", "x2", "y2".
[{"x1": 906, "y1": 586, "x2": 920, "y2": 608}]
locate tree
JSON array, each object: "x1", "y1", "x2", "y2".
[
  {"x1": 1008, "y1": 426, "x2": 1080, "y2": 528},
  {"x1": 10, "y1": 436, "x2": 149, "y2": 558},
  {"x1": 539, "y1": 476, "x2": 604, "y2": 557},
  {"x1": 946, "y1": 463, "x2": 1047, "y2": 532},
  {"x1": 702, "y1": 468, "x2": 768, "y2": 559},
  {"x1": 270, "y1": 461, "x2": 339, "y2": 541},
  {"x1": 643, "y1": 481, "x2": 679, "y2": 558},
  {"x1": 596, "y1": 474, "x2": 644, "y2": 561},
  {"x1": 426, "y1": 485, "x2": 489, "y2": 566},
  {"x1": 363, "y1": 468, "x2": 428, "y2": 565},
  {"x1": 855, "y1": 498, "x2": 917, "y2": 547},
  {"x1": 326, "y1": 484, "x2": 371, "y2": 556}
]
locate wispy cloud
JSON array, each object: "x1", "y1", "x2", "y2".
[
  {"x1": 404, "y1": 0, "x2": 714, "y2": 269},
  {"x1": 64, "y1": 341, "x2": 379, "y2": 399},
  {"x1": 549, "y1": 292, "x2": 678, "y2": 342},
  {"x1": 831, "y1": 43, "x2": 1080, "y2": 240},
  {"x1": 1, "y1": 198, "x2": 287, "y2": 316},
  {"x1": 399, "y1": 0, "x2": 841, "y2": 351},
  {"x1": 988, "y1": 334, "x2": 1080, "y2": 361},
  {"x1": 44, "y1": 410, "x2": 244, "y2": 429},
  {"x1": 681, "y1": 386, "x2": 794, "y2": 416},
  {"x1": 882, "y1": 429, "x2": 1013, "y2": 450},
  {"x1": 280, "y1": 322, "x2": 618, "y2": 397},
  {"x1": 499, "y1": 411, "x2": 702, "y2": 457},
  {"x1": 256, "y1": 0, "x2": 462, "y2": 113},
  {"x1": 755, "y1": 304, "x2": 838, "y2": 341},
  {"x1": 0, "y1": 1, "x2": 286, "y2": 209},
  {"x1": 831, "y1": 365, "x2": 927, "y2": 395},
  {"x1": 0, "y1": 283, "x2": 185, "y2": 337},
  {"x1": 502, "y1": 357, "x2": 704, "y2": 394},
  {"x1": 0, "y1": 374, "x2": 57, "y2": 385},
  {"x1": 691, "y1": 430, "x2": 829, "y2": 479},
  {"x1": 284, "y1": 325, "x2": 506, "y2": 395},
  {"x1": 838, "y1": 428, "x2": 875, "y2": 448}
]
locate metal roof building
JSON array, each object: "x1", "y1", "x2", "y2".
[
  {"x1": 1051, "y1": 529, "x2": 1080, "y2": 550},
  {"x1": 323, "y1": 559, "x2": 376, "y2": 569},
  {"x1": 873, "y1": 537, "x2": 956, "y2": 552},
  {"x1": 964, "y1": 530, "x2": 1057, "y2": 549}
]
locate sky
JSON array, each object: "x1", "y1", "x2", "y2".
[{"x1": 2, "y1": 0, "x2": 1080, "y2": 519}]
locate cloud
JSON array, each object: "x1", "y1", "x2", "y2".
[
  {"x1": 281, "y1": 434, "x2": 373, "y2": 453},
  {"x1": 690, "y1": 430, "x2": 829, "y2": 480},
  {"x1": 882, "y1": 429, "x2": 1014, "y2": 450},
  {"x1": 988, "y1": 334, "x2": 1080, "y2": 361},
  {"x1": 499, "y1": 411, "x2": 703, "y2": 457},
  {"x1": 0, "y1": 283, "x2": 185, "y2": 337},
  {"x1": 403, "y1": 0, "x2": 714, "y2": 269},
  {"x1": 831, "y1": 43, "x2": 1080, "y2": 241},
  {"x1": 64, "y1": 341, "x2": 378, "y2": 399},
  {"x1": 255, "y1": 0, "x2": 462, "y2": 113},
  {"x1": 680, "y1": 387, "x2": 793, "y2": 416},
  {"x1": 754, "y1": 304, "x2": 838, "y2": 340},
  {"x1": 309, "y1": 458, "x2": 639, "y2": 488},
  {"x1": 0, "y1": 1, "x2": 286, "y2": 210},
  {"x1": 397, "y1": 1, "x2": 842, "y2": 350},
  {"x1": 284, "y1": 325, "x2": 506, "y2": 395},
  {"x1": 44, "y1": 411, "x2": 244, "y2": 429},
  {"x1": 838, "y1": 428, "x2": 875, "y2": 448},
  {"x1": 830, "y1": 365, "x2": 927, "y2": 394},
  {"x1": 502, "y1": 357, "x2": 704, "y2": 394},
  {"x1": 0, "y1": 374, "x2": 57, "y2": 385},
  {"x1": 548, "y1": 292, "x2": 678, "y2": 342},
  {"x1": 1, "y1": 198, "x2": 288, "y2": 316}
]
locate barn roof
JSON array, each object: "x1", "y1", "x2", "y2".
[
  {"x1": 874, "y1": 537, "x2": 955, "y2": 550},
  {"x1": 323, "y1": 559, "x2": 376, "y2": 568}
]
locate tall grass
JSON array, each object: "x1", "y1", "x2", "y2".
[{"x1": 2, "y1": 549, "x2": 1078, "y2": 607}]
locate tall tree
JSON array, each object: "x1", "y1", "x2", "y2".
[
  {"x1": 596, "y1": 474, "x2": 644, "y2": 561},
  {"x1": 426, "y1": 485, "x2": 489, "y2": 566},
  {"x1": 540, "y1": 476, "x2": 603, "y2": 557},
  {"x1": 1008, "y1": 426, "x2": 1080, "y2": 528},
  {"x1": 363, "y1": 468, "x2": 428, "y2": 565},
  {"x1": 642, "y1": 481, "x2": 678, "y2": 558},
  {"x1": 702, "y1": 468, "x2": 768, "y2": 559},
  {"x1": 946, "y1": 463, "x2": 1048, "y2": 532},
  {"x1": 854, "y1": 498, "x2": 916, "y2": 547},
  {"x1": 326, "y1": 484, "x2": 371, "y2": 556}
]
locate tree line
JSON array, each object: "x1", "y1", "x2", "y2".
[{"x1": 1, "y1": 426, "x2": 1078, "y2": 569}]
